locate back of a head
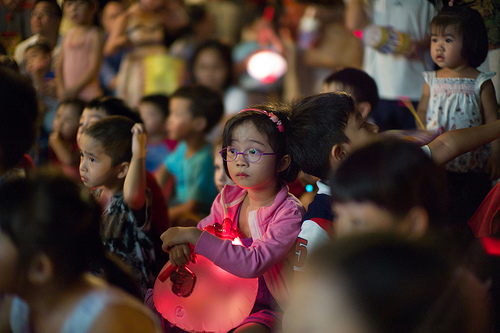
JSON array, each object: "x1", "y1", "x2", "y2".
[
  {"x1": 323, "y1": 68, "x2": 379, "y2": 111},
  {"x1": 308, "y1": 233, "x2": 468, "y2": 333},
  {"x1": 86, "y1": 96, "x2": 142, "y2": 123},
  {"x1": 288, "y1": 92, "x2": 355, "y2": 180},
  {"x1": 0, "y1": 168, "x2": 102, "y2": 283},
  {"x1": 0, "y1": 68, "x2": 38, "y2": 170},
  {"x1": 171, "y1": 85, "x2": 224, "y2": 134},
  {"x1": 330, "y1": 138, "x2": 450, "y2": 229},
  {"x1": 431, "y1": 4, "x2": 488, "y2": 68},
  {"x1": 83, "y1": 115, "x2": 135, "y2": 165},
  {"x1": 140, "y1": 93, "x2": 170, "y2": 118}
]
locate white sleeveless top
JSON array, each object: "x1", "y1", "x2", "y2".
[
  {"x1": 10, "y1": 289, "x2": 162, "y2": 333},
  {"x1": 424, "y1": 71, "x2": 496, "y2": 173}
]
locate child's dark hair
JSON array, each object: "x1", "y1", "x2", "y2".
[
  {"x1": 0, "y1": 55, "x2": 20, "y2": 72},
  {"x1": 0, "y1": 68, "x2": 38, "y2": 170},
  {"x1": 190, "y1": 40, "x2": 233, "y2": 89},
  {"x1": 288, "y1": 92, "x2": 356, "y2": 180},
  {"x1": 86, "y1": 96, "x2": 142, "y2": 123},
  {"x1": 330, "y1": 138, "x2": 450, "y2": 229},
  {"x1": 0, "y1": 167, "x2": 142, "y2": 298},
  {"x1": 59, "y1": 98, "x2": 86, "y2": 116},
  {"x1": 324, "y1": 68, "x2": 379, "y2": 111},
  {"x1": 140, "y1": 93, "x2": 170, "y2": 118},
  {"x1": 25, "y1": 41, "x2": 52, "y2": 56},
  {"x1": 171, "y1": 85, "x2": 224, "y2": 134},
  {"x1": 431, "y1": 5, "x2": 488, "y2": 68},
  {"x1": 221, "y1": 105, "x2": 299, "y2": 183},
  {"x1": 83, "y1": 115, "x2": 135, "y2": 165},
  {"x1": 35, "y1": 0, "x2": 62, "y2": 18},
  {"x1": 308, "y1": 233, "x2": 469, "y2": 333}
]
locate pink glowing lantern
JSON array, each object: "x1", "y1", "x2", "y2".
[
  {"x1": 247, "y1": 50, "x2": 287, "y2": 85},
  {"x1": 153, "y1": 221, "x2": 259, "y2": 333}
]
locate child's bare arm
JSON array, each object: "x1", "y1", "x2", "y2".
[
  {"x1": 63, "y1": 29, "x2": 104, "y2": 99},
  {"x1": 124, "y1": 123, "x2": 147, "y2": 211},
  {"x1": 416, "y1": 82, "x2": 430, "y2": 129},
  {"x1": 104, "y1": 11, "x2": 130, "y2": 56},
  {"x1": 429, "y1": 117, "x2": 500, "y2": 166},
  {"x1": 345, "y1": 0, "x2": 370, "y2": 31},
  {"x1": 48, "y1": 132, "x2": 80, "y2": 166},
  {"x1": 55, "y1": 41, "x2": 65, "y2": 100},
  {"x1": 481, "y1": 80, "x2": 500, "y2": 179}
]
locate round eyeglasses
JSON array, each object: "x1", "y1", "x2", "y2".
[{"x1": 219, "y1": 147, "x2": 280, "y2": 163}]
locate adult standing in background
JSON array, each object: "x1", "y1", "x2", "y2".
[
  {"x1": 345, "y1": 0, "x2": 438, "y2": 131},
  {"x1": 13, "y1": 0, "x2": 61, "y2": 71}
]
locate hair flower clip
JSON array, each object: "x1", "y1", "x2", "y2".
[
  {"x1": 240, "y1": 108, "x2": 285, "y2": 132},
  {"x1": 268, "y1": 113, "x2": 284, "y2": 132}
]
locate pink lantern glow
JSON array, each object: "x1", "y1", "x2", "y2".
[{"x1": 153, "y1": 221, "x2": 258, "y2": 332}]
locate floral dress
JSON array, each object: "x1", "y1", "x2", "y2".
[{"x1": 424, "y1": 71, "x2": 496, "y2": 172}]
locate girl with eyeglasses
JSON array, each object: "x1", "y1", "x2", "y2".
[{"x1": 159, "y1": 107, "x2": 305, "y2": 333}]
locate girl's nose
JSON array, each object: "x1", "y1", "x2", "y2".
[{"x1": 235, "y1": 153, "x2": 248, "y2": 166}]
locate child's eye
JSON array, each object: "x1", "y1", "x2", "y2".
[
  {"x1": 445, "y1": 38, "x2": 453, "y2": 43},
  {"x1": 89, "y1": 157, "x2": 95, "y2": 163},
  {"x1": 228, "y1": 147, "x2": 238, "y2": 155},
  {"x1": 431, "y1": 38, "x2": 438, "y2": 43},
  {"x1": 80, "y1": 152, "x2": 84, "y2": 158},
  {"x1": 247, "y1": 148, "x2": 259, "y2": 155}
]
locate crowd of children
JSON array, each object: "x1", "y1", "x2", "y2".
[{"x1": 1, "y1": 0, "x2": 500, "y2": 332}]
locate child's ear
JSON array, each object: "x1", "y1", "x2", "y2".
[
  {"x1": 115, "y1": 161, "x2": 130, "y2": 179},
  {"x1": 193, "y1": 116, "x2": 207, "y2": 133},
  {"x1": 358, "y1": 102, "x2": 372, "y2": 120},
  {"x1": 277, "y1": 154, "x2": 291, "y2": 173},
  {"x1": 330, "y1": 144, "x2": 349, "y2": 167},
  {"x1": 27, "y1": 253, "x2": 53, "y2": 285},
  {"x1": 401, "y1": 206, "x2": 429, "y2": 238}
]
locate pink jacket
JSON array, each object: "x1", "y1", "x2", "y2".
[{"x1": 196, "y1": 184, "x2": 305, "y2": 308}]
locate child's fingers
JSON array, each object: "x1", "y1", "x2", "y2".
[
  {"x1": 131, "y1": 123, "x2": 146, "y2": 134},
  {"x1": 169, "y1": 245, "x2": 191, "y2": 267}
]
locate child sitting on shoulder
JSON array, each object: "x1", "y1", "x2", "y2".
[
  {"x1": 155, "y1": 85, "x2": 223, "y2": 226},
  {"x1": 49, "y1": 98, "x2": 85, "y2": 180},
  {"x1": 138, "y1": 93, "x2": 177, "y2": 173},
  {"x1": 24, "y1": 42, "x2": 59, "y2": 135},
  {"x1": 78, "y1": 115, "x2": 155, "y2": 295}
]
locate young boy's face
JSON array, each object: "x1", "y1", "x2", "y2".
[
  {"x1": 77, "y1": 107, "x2": 106, "y2": 144},
  {"x1": 341, "y1": 112, "x2": 379, "y2": 156},
  {"x1": 139, "y1": 102, "x2": 166, "y2": 138},
  {"x1": 24, "y1": 48, "x2": 51, "y2": 74},
  {"x1": 78, "y1": 133, "x2": 116, "y2": 189},
  {"x1": 53, "y1": 103, "x2": 80, "y2": 141},
  {"x1": 167, "y1": 97, "x2": 199, "y2": 141}
]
